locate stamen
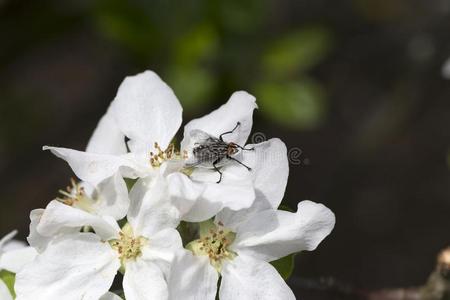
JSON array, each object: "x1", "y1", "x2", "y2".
[
  {"x1": 149, "y1": 142, "x2": 185, "y2": 168},
  {"x1": 187, "y1": 221, "x2": 237, "y2": 272},
  {"x1": 109, "y1": 224, "x2": 147, "y2": 267},
  {"x1": 55, "y1": 178, "x2": 95, "y2": 212}
]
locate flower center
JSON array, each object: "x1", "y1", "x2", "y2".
[
  {"x1": 56, "y1": 178, "x2": 95, "y2": 212},
  {"x1": 149, "y1": 142, "x2": 187, "y2": 168},
  {"x1": 109, "y1": 224, "x2": 147, "y2": 266},
  {"x1": 187, "y1": 221, "x2": 237, "y2": 272}
]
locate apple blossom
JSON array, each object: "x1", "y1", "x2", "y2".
[
  {"x1": 0, "y1": 231, "x2": 37, "y2": 300},
  {"x1": 0, "y1": 230, "x2": 36, "y2": 275},
  {"x1": 169, "y1": 201, "x2": 335, "y2": 300},
  {"x1": 15, "y1": 176, "x2": 182, "y2": 300},
  {"x1": 43, "y1": 70, "x2": 285, "y2": 222},
  {"x1": 27, "y1": 172, "x2": 129, "y2": 252},
  {"x1": 9, "y1": 69, "x2": 338, "y2": 299},
  {"x1": 165, "y1": 136, "x2": 334, "y2": 300}
]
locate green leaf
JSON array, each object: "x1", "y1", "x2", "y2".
[
  {"x1": 0, "y1": 270, "x2": 16, "y2": 298},
  {"x1": 271, "y1": 254, "x2": 296, "y2": 280},
  {"x1": 263, "y1": 27, "x2": 333, "y2": 78},
  {"x1": 256, "y1": 79, "x2": 327, "y2": 130}
]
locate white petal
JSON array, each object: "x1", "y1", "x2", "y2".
[
  {"x1": 43, "y1": 146, "x2": 147, "y2": 185},
  {"x1": 100, "y1": 292, "x2": 123, "y2": 300},
  {"x1": 234, "y1": 201, "x2": 336, "y2": 262},
  {"x1": 92, "y1": 173, "x2": 130, "y2": 220},
  {"x1": 86, "y1": 110, "x2": 127, "y2": 155},
  {"x1": 0, "y1": 231, "x2": 17, "y2": 250},
  {"x1": 0, "y1": 247, "x2": 37, "y2": 273},
  {"x1": 215, "y1": 138, "x2": 289, "y2": 228},
  {"x1": 141, "y1": 228, "x2": 182, "y2": 270},
  {"x1": 27, "y1": 209, "x2": 79, "y2": 253},
  {"x1": 0, "y1": 280, "x2": 12, "y2": 300},
  {"x1": 15, "y1": 233, "x2": 119, "y2": 300},
  {"x1": 3, "y1": 240, "x2": 26, "y2": 252},
  {"x1": 220, "y1": 255, "x2": 295, "y2": 300},
  {"x1": 181, "y1": 91, "x2": 257, "y2": 151},
  {"x1": 27, "y1": 209, "x2": 57, "y2": 252},
  {"x1": 127, "y1": 177, "x2": 180, "y2": 238},
  {"x1": 37, "y1": 200, "x2": 120, "y2": 241},
  {"x1": 123, "y1": 259, "x2": 168, "y2": 300},
  {"x1": 110, "y1": 70, "x2": 182, "y2": 154},
  {"x1": 168, "y1": 250, "x2": 218, "y2": 300},
  {"x1": 166, "y1": 172, "x2": 204, "y2": 216},
  {"x1": 182, "y1": 166, "x2": 255, "y2": 222},
  {"x1": 221, "y1": 209, "x2": 279, "y2": 242},
  {"x1": 245, "y1": 138, "x2": 289, "y2": 209}
]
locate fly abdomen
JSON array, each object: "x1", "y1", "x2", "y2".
[{"x1": 193, "y1": 142, "x2": 228, "y2": 164}]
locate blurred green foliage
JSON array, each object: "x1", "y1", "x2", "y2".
[
  {"x1": 0, "y1": 1, "x2": 333, "y2": 147},
  {"x1": 256, "y1": 79, "x2": 327, "y2": 129},
  {"x1": 262, "y1": 27, "x2": 333, "y2": 79},
  {"x1": 89, "y1": 0, "x2": 333, "y2": 129}
]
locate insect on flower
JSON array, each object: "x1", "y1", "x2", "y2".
[{"x1": 187, "y1": 122, "x2": 254, "y2": 183}]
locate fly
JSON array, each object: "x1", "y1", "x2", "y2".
[{"x1": 187, "y1": 122, "x2": 254, "y2": 183}]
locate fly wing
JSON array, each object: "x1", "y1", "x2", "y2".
[
  {"x1": 189, "y1": 129, "x2": 215, "y2": 145},
  {"x1": 184, "y1": 129, "x2": 217, "y2": 167}
]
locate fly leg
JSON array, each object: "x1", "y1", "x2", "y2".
[
  {"x1": 234, "y1": 144, "x2": 255, "y2": 151},
  {"x1": 213, "y1": 159, "x2": 223, "y2": 183},
  {"x1": 219, "y1": 122, "x2": 241, "y2": 142},
  {"x1": 226, "y1": 155, "x2": 252, "y2": 171}
]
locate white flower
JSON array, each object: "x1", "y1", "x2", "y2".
[
  {"x1": 168, "y1": 201, "x2": 335, "y2": 300},
  {"x1": 15, "y1": 176, "x2": 182, "y2": 300},
  {"x1": 0, "y1": 280, "x2": 12, "y2": 300},
  {"x1": 0, "y1": 230, "x2": 37, "y2": 274},
  {"x1": 0, "y1": 231, "x2": 37, "y2": 300},
  {"x1": 43, "y1": 70, "x2": 277, "y2": 222},
  {"x1": 27, "y1": 173, "x2": 129, "y2": 252},
  {"x1": 166, "y1": 141, "x2": 334, "y2": 300}
]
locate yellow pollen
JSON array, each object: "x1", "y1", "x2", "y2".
[
  {"x1": 187, "y1": 221, "x2": 237, "y2": 272},
  {"x1": 109, "y1": 224, "x2": 147, "y2": 267}
]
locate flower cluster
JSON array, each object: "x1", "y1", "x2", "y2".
[{"x1": 2, "y1": 71, "x2": 335, "y2": 300}]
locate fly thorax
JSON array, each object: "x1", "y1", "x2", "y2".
[
  {"x1": 149, "y1": 142, "x2": 187, "y2": 168},
  {"x1": 56, "y1": 178, "x2": 96, "y2": 213},
  {"x1": 187, "y1": 221, "x2": 237, "y2": 272},
  {"x1": 109, "y1": 223, "x2": 148, "y2": 270}
]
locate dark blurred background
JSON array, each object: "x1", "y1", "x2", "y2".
[{"x1": 1, "y1": 0, "x2": 449, "y2": 299}]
